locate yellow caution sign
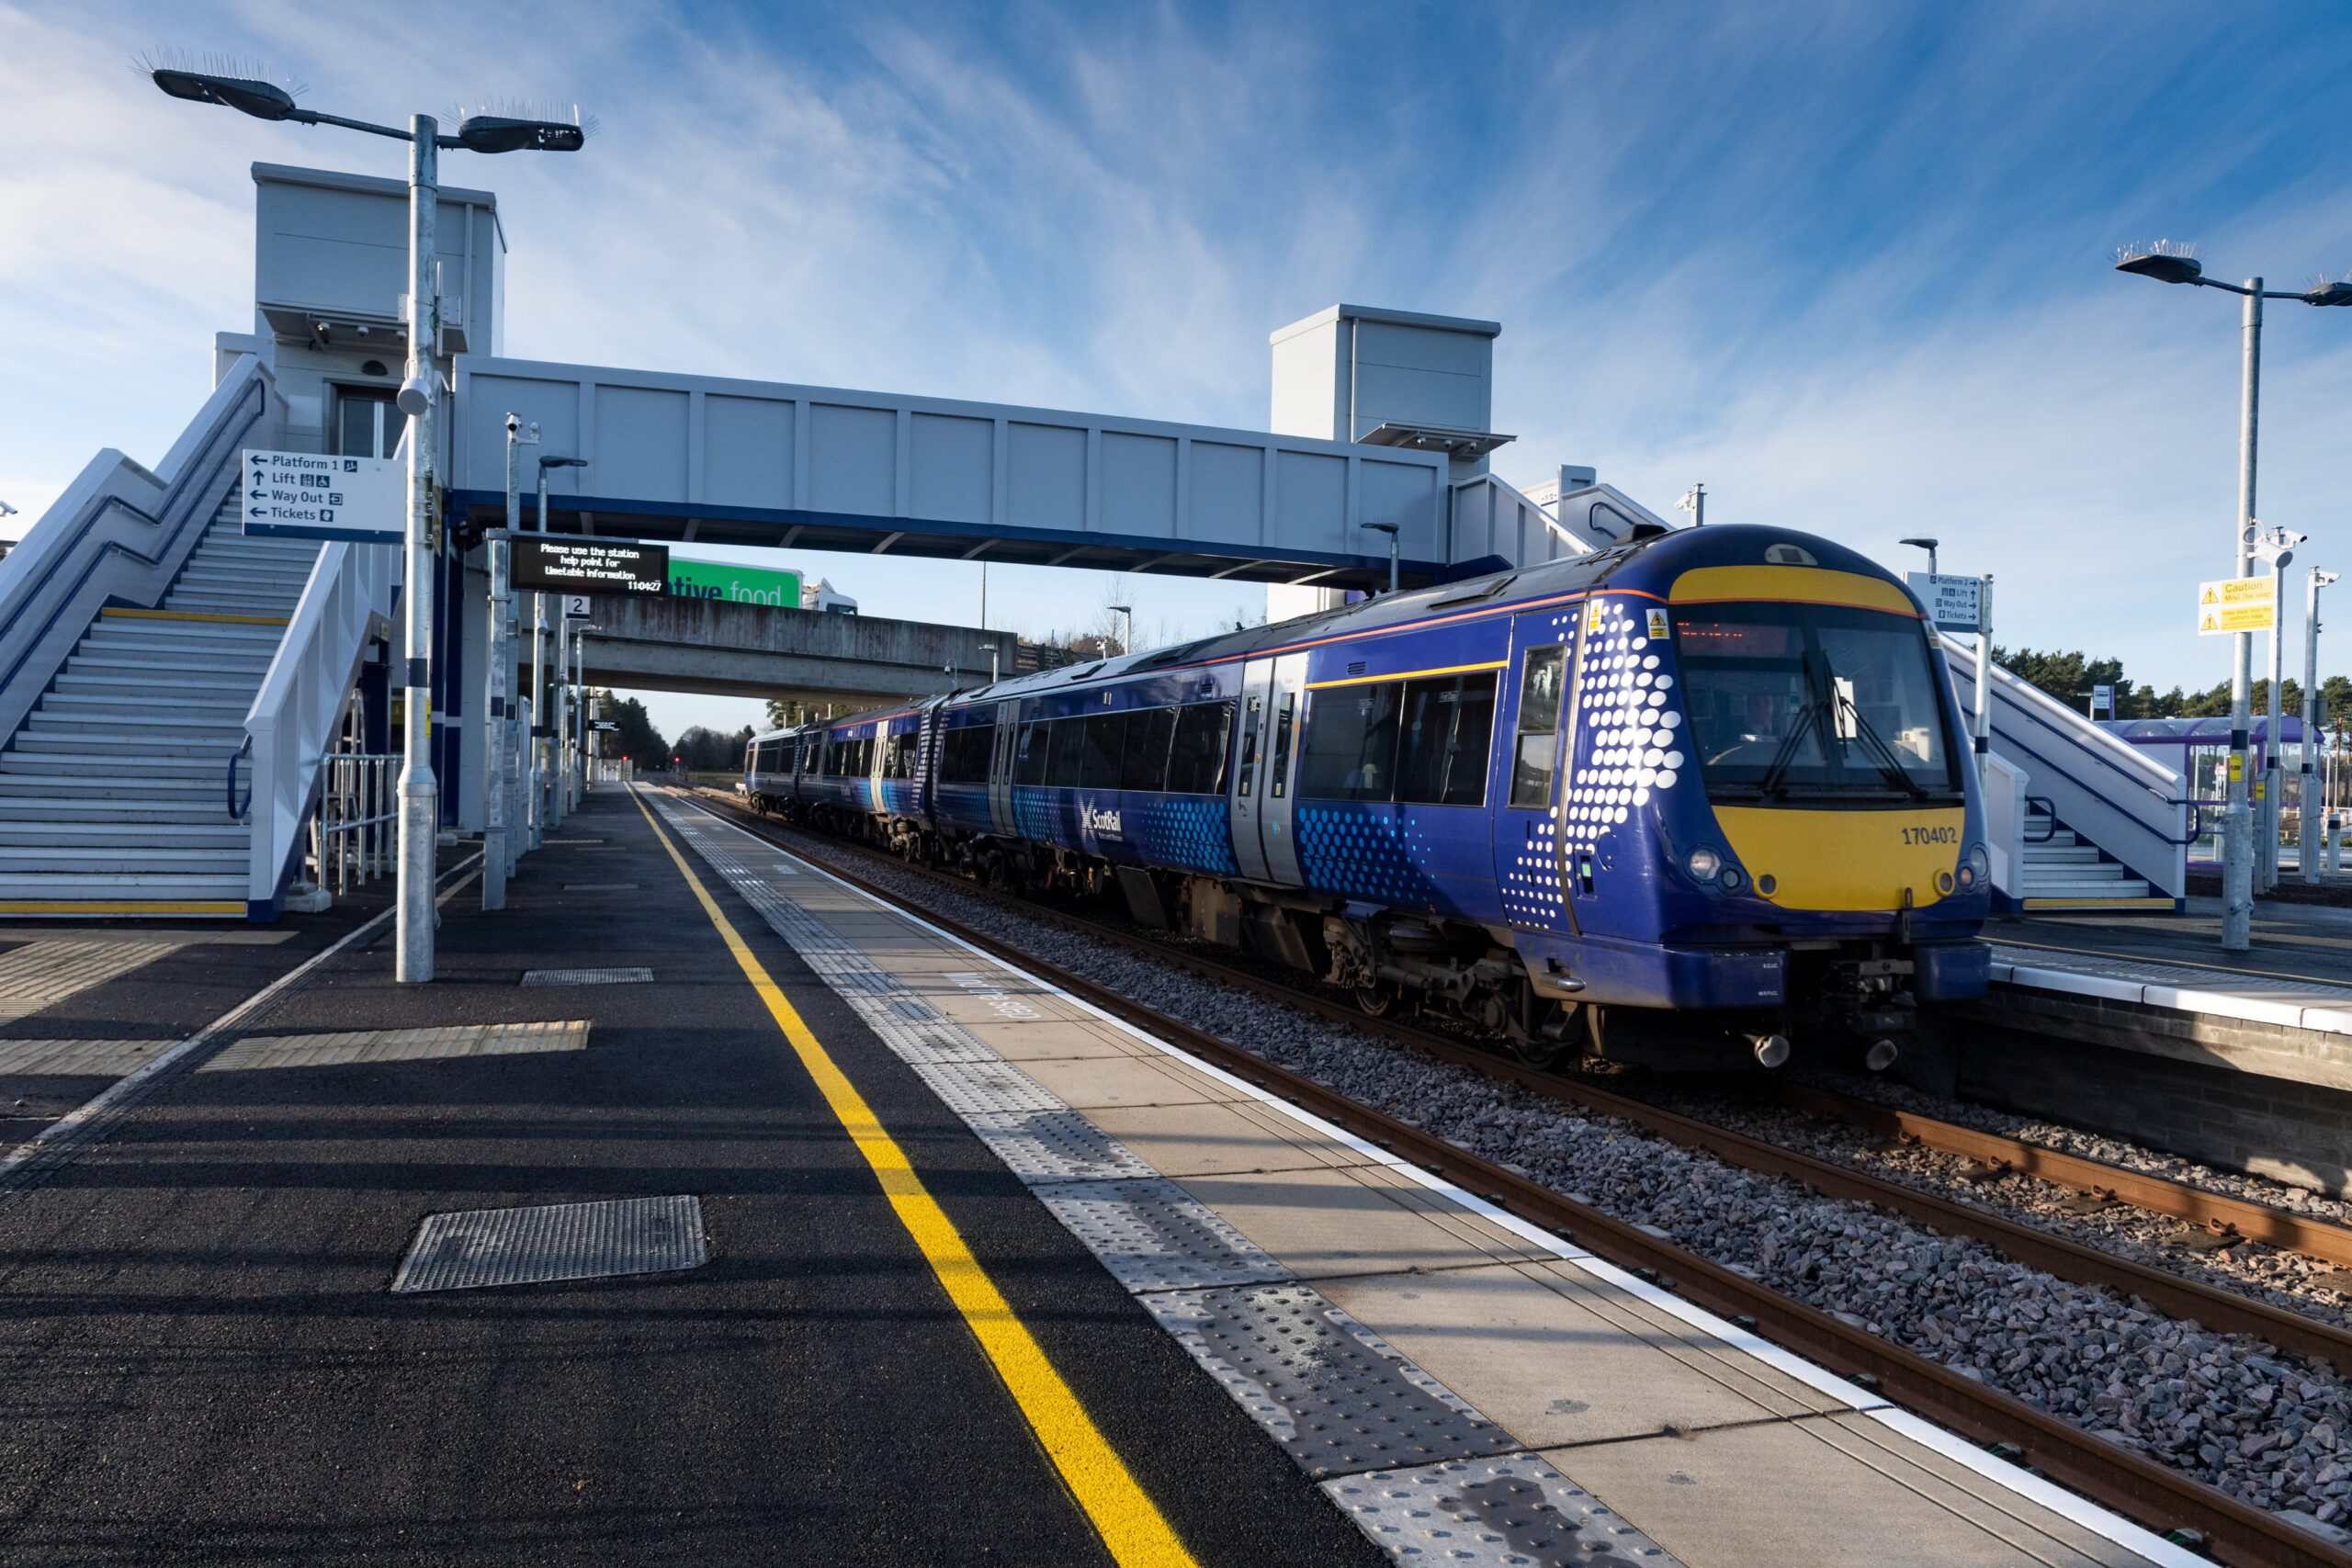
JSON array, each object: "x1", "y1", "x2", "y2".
[
  {"x1": 2229, "y1": 752, "x2": 2245, "y2": 784},
  {"x1": 1587, "y1": 600, "x2": 1608, "y2": 633},
  {"x1": 2199, "y1": 575, "x2": 2275, "y2": 635},
  {"x1": 1646, "y1": 607, "x2": 1670, "y2": 638}
]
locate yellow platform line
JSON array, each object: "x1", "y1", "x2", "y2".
[
  {"x1": 102, "y1": 608, "x2": 288, "y2": 626},
  {"x1": 0, "y1": 900, "x2": 243, "y2": 917},
  {"x1": 631, "y1": 791, "x2": 1195, "y2": 1568}
]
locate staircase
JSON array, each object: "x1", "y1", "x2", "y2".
[
  {"x1": 0, "y1": 485, "x2": 318, "y2": 915},
  {"x1": 2018, "y1": 806, "x2": 2169, "y2": 908}
]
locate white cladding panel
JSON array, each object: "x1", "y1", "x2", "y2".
[{"x1": 253, "y1": 164, "x2": 503, "y2": 354}]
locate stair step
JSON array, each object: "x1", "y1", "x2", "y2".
[
  {"x1": 0, "y1": 796, "x2": 232, "y2": 821},
  {"x1": 89, "y1": 621, "x2": 284, "y2": 646},
  {"x1": 0, "y1": 873, "x2": 248, "y2": 898},
  {"x1": 35, "y1": 696, "x2": 252, "y2": 721},
  {"x1": 58, "y1": 669, "x2": 264, "y2": 696},
  {"x1": 16, "y1": 729, "x2": 246, "y2": 752},
  {"x1": 0, "y1": 824, "x2": 247, "y2": 848},
  {"x1": 0, "y1": 846, "x2": 246, "y2": 872},
  {"x1": 0, "y1": 754, "x2": 236, "y2": 778}
]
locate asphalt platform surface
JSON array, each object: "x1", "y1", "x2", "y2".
[{"x1": 0, "y1": 788, "x2": 1377, "y2": 1566}]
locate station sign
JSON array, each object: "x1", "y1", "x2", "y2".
[
  {"x1": 671, "y1": 557, "x2": 803, "y2": 609},
  {"x1": 2197, "y1": 575, "x2": 2275, "y2": 636},
  {"x1": 241, "y1": 448, "x2": 401, "y2": 543},
  {"x1": 2091, "y1": 683, "x2": 2114, "y2": 717},
  {"x1": 1905, "y1": 572, "x2": 1984, "y2": 633},
  {"x1": 562, "y1": 594, "x2": 593, "y2": 619},
  {"x1": 513, "y1": 537, "x2": 669, "y2": 596}
]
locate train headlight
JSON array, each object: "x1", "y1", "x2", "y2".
[
  {"x1": 1958, "y1": 843, "x2": 1987, "y2": 888},
  {"x1": 1685, "y1": 846, "x2": 1723, "y2": 884}
]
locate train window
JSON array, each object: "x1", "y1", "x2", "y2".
[
  {"x1": 939, "y1": 725, "x2": 989, "y2": 784},
  {"x1": 1080, "y1": 712, "x2": 1128, "y2": 788},
  {"x1": 1269, "y1": 693, "x2": 1296, "y2": 798},
  {"x1": 1122, "y1": 706, "x2": 1176, "y2": 791},
  {"x1": 1510, "y1": 646, "x2": 1568, "y2": 808},
  {"x1": 1047, "y1": 716, "x2": 1089, "y2": 786},
  {"x1": 884, "y1": 730, "x2": 920, "y2": 778},
  {"x1": 1237, "y1": 695, "x2": 1262, "y2": 797},
  {"x1": 1166, "y1": 703, "x2": 1234, "y2": 795},
  {"x1": 1299, "y1": 684, "x2": 1401, "y2": 801},
  {"x1": 1394, "y1": 673, "x2": 1498, "y2": 807},
  {"x1": 1014, "y1": 722, "x2": 1051, "y2": 785}
]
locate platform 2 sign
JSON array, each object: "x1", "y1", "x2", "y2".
[
  {"x1": 241, "y1": 449, "x2": 402, "y2": 543},
  {"x1": 1905, "y1": 572, "x2": 1984, "y2": 633},
  {"x1": 513, "y1": 538, "x2": 670, "y2": 596},
  {"x1": 2197, "y1": 575, "x2": 2275, "y2": 636}
]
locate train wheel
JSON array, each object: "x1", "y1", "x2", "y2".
[{"x1": 1353, "y1": 984, "x2": 1396, "y2": 1018}]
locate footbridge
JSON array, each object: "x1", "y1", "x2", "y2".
[{"x1": 577, "y1": 593, "x2": 1017, "y2": 707}]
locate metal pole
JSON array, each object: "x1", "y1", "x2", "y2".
[
  {"x1": 395, "y1": 116, "x2": 439, "y2": 984},
  {"x1": 486, "y1": 417, "x2": 517, "y2": 909},
  {"x1": 530, "y1": 470, "x2": 549, "y2": 848},
  {"x1": 1973, "y1": 575, "x2": 1994, "y2": 790},
  {"x1": 1388, "y1": 532, "x2": 1399, "y2": 595},
  {"x1": 2262, "y1": 551, "x2": 2286, "y2": 891},
  {"x1": 2303, "y1": 570, "x2": 2325, "y2": 882},
  {"x1": 2219, "y1": 283, "x2": 2262, "y2": 950}
]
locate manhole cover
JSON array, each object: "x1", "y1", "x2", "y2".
[{"x1": 391, "y1": 1195, "x2": 707, "y2": 1292}]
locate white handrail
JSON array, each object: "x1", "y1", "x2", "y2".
[
  {"x1": 244, "y1": 538, "x2": 400, "y2": 911},
  {"x1": 0, "y1": 356, "x2": 283, "y2": 747}
]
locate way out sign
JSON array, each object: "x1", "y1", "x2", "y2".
[
  {"x1": 2198, "y1": 575, "x2": 2276, "y2": 636},
  {"x1": 242, "y1": 449, "x2": 402, "y2": 543},
  {"x1": 1905, "y1": 572, "x2": 1984, "y2": 633}
]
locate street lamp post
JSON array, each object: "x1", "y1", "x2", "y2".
[
  {"x1": 537, "y1": 457, "x2": 587, "y2": 829},
  {"x1": 2115, "y1": 244, "x2": 2352, "y2": 950},
  {"x1": 152, "y1": 65, "x2": 587, "y2": 980},
  {"x1": 2305, "y1": 569, "x2": 2340, "y2": 883},
  {"x1": 2256, "y1": 529, "x2": 2305, "y2": 891},
  {"x1": 978, "y1": 641, "x2": 1001, "y2": 683},
  {"x1": 1901, "y1": 537, "x2": 1939, "y2": 576},
  {"x1": 1108, "y1": 604, "x2": 1133, "y2": 657}
]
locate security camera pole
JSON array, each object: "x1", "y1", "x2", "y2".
[
  {"x1": 2115, "y1": 244, "x2": 2352, "y2": 949},
  {"x1": 148, "y1": 64, "x2": 588, "y2": 979}
]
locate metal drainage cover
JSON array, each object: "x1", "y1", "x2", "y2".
[
  {"x1": 391, "y1": 1195, "x2": 707, "y2": 1293},
  {"x1": 521, "y1": 966, "x2": 653, "y2": 987}
]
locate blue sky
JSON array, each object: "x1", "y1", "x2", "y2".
[{"x1": 6, "y1": 2, "x2": 2352, "y2": 739}]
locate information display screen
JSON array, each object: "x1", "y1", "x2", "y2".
[{"x1": 513, "y1": 538, "x2": 670, "y2": 595}]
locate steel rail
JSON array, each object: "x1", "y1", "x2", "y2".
[
  {"x1": 1758, "y1": 1078, "x2": 2352, "y2": 1271},
  {"x1": 684, "y1": 789, "x2": 2352, "y2": 1567}
]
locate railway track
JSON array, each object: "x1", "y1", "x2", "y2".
[{"x1": 682, "y1": 786, "x2": 2352, "y2": 1568}]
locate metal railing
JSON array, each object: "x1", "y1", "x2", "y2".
[
  {"x1": 227, "y1": 735, "x2": 254, "y2": 820},
  {"x1": 311, "y1": 750, "x2": 397, "y2": 894}
]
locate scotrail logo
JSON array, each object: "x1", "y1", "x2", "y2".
[{"x1": 1081, "y1": 803, "x2": 1123, "y2": 838}]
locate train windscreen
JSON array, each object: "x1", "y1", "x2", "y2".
[{"x1": 1673, "y1": 602, "x2": 1961, "y2": 803}]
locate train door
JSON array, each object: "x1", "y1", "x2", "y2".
[
  {"x1": 987, "y1": 701, "x2": 1019, "y2": 836},
  {"x1": 1493, "y1": 607, "x2": 1580, "y2": 934},
  {"x1": 866, "y1": 721, "x2": 887, "y2": 815},
  {"x1": 1227, "y1": 654, "x2": 1307, "y2": 886}
]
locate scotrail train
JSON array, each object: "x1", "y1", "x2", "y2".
[{"x1": 741, "y1": 524, "x2": 1991, "y2": 1070}]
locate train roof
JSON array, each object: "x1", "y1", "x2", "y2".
[{"x1": 755, "y1": 522, "x2": 1910, "y2": 739}]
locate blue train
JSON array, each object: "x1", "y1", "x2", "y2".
[{"x1": 742, "y1": 524, "x2": 1991, "y2": 1069}]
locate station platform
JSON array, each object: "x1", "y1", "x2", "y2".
[{"x1": 0, "y1": 785, "x2": 2198, "y2": 1566}]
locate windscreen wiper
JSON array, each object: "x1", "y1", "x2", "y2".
[
  {"x1": 1834, "y1": 685, "x2": 1933, "y2": 800},
  {"x1": 1756, "y1": 655, "x2": 1834, "y2": 799}
]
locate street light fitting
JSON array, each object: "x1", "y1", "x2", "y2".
[
  {"x1": 453, "y1": 112, "x2": 592, "y2": 154},
  {"x1": 149, "y1": 65, "x2": 303, "y2": 121},
  {"x1": 1900, "y1": 536, "x2": 1939, "y2": 554},
  {"x1": 539, "y1": 455, "x2": 588, "y2": 471},
  {"x1": 2115, "y1": 242, "x2": 2204, "y2": 287},
  {"x1": 2305, "y1": 279, "x2": 2352, "y2": 308}
]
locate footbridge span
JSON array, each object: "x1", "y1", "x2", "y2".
[{"x1": 578, "y1": 594, "x2": 1022, "y2": 707}]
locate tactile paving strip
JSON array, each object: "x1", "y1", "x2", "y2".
[
  {"x1": 1322, "y1": 1452, "x2": 1674, "y2": 1564},
  {"x1": 390, "y1": 1194, "x2": 707, "y2": 1293},
  {"x1": 1139, "y1": 1280, "x2": 1515, "y2": 1478},
  {"x1": 519, "y1": 966, "x2": 652, "y2": 987},
  {"x1": 1034, "y1": 1177, "x2": 1292, "y2": 1292},
  {"x1": 0, "y1": 939, "x2": 188, "y2": 1024},
  {"x1": 204, "y1": 1021, "x2": 590, "y2": 1071},
  {"x1": 908, "y1": 1056, "x2": 1066, "y2": 1117},
  {"x1": 962, "y1": 1108, "x2": 1160, "y2": 1183}
]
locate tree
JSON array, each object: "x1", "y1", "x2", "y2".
[
  {"x1": 605, "y1": 695, "x2": 668, "y2": 766},
  {"x1": 673, "y1": 725, "x2": 750, "y2": 771}
]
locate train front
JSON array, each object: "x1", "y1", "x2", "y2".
[{"x1": 1600, "y1": 527, "x2": 1991, "y2": 1064}]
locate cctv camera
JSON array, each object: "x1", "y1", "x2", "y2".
[{"x1": 504, "y1": 412, "x2": 521, "y2": 434}]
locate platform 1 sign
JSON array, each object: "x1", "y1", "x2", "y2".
[
  {"x1": 2197, "y1": 575, "x2": 2275, "y2": 636},
  {"x1": 513, "y1": 538, "x2": 669, "y2": 596},
  {"x1": 241, "y1": 449, "x2": 401, "y2": 543},
  {"x1": 1905, "y1": 572, "x2": 1984, "y2": 633}
]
